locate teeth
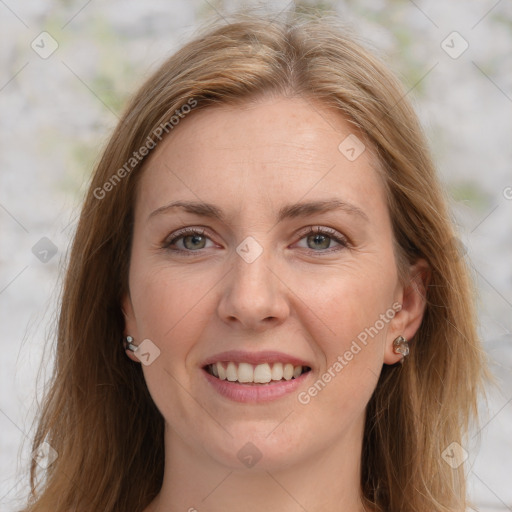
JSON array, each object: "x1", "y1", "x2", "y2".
[
  {"x1": 283, "y1": 363, "x2": 294, "y2": 380},
  {"x1": 226, "y1": 362, "x2": 237, "y2": 382},
  {"x1": 271, "y1": 362, "x2": 283, "y2": 380},
  {"x1": 237, "y1": 362, "x2": 254, "y2": 383},
  {"x1": 254, "y1": 363, "x2": 272, "y2": 383},
  {"x1": 217, "y1": 363, "x2": 226, "y2": 380},
  {"x1": 210, "y1": 361, "x2": 307, "y2": 384}
]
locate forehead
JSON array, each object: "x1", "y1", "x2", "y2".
[{"x1": 136, "y1": 95, "x2": 388, "y2": 224}]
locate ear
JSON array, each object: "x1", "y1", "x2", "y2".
[
  {"x1": 384, "y1": 258, "x2": 430, "y2": 365},
  {"x1": 121, "y1": 293, "x2": 141, "y2": 364}
]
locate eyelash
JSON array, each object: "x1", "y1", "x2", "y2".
[{"x1": 162, "y1": 226, "x2": 350, "y2": 256}]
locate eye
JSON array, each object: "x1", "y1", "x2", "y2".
[
  {"x1": 162, "y1": 226, "x2": 350, "y2": 256},
  {"x1": 295, "y1": 226, "x2": 349, "y2": 253},
  {"x1": 163, "y1": 228, "x2": 216, "y2": 253}
]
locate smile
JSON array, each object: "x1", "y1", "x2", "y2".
[{"x1": 205, "y1": 361, "x2": 311, "y2": 384}]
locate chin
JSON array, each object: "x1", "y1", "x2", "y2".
[{"x1": 199, "y1": 421, "x2": 312, "y2": 472}]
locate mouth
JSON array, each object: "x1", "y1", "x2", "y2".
[{"x1": 203, "y1": 361, "x2": 312, "y2": 385}]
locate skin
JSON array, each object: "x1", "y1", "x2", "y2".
[{"x1": 122, "y1": 94, "x2": 428, "y2": 512}]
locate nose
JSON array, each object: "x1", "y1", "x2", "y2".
[{"x1": 216, "y1": 243, "x2": 290, "y2": 332}]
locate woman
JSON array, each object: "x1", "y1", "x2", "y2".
[{"x1": 22, "y1": 8, "x2": 488, "y2": 512}]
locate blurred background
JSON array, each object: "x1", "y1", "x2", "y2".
[{"x1": 0, "y1": 0, "x2": 511, "y2": 510}]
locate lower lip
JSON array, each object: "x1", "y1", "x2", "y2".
[{"x1": 202, "y1": 368, "x2": 311, "y2": 403}]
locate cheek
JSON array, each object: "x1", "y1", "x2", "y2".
[
  {"x1": 294, "y1": 269, "x2": 394, "y2": 426},
  {"x1": 309, "y1": 261, "x2": 397, "y2": 353},
  {"x1": 298, "y1": 257, "x2": 397, "y2": 417},
  {"x1": 129, "y1": 264, "x2": 217, "y2": 419},
  {"x1": 130, "y1": 259, "x2": 216, "y2": 341}
]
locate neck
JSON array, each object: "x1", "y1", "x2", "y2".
[{"x1": 148, "y1": 417, "x2": 369, "y2": 512}]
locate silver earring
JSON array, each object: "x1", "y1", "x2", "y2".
[
  {"x1": 125, "y1": 335, "x2": 138, "y2": 352},
  {"x1": 393, "y1": 335, "x2": 409, "y2": 363}
]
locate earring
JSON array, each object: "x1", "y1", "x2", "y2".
[
  {"x1": 125, "y1": 335, "x2": 138, "y2": 352},
  {"x1": 393, "y1": 335, "x2": 409, "y2": 363}
]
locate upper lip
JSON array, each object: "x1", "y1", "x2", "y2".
[{"x1": 201, "y1": 350, "x2": 312, "y2": 369}]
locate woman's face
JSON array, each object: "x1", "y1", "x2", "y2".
[{"x1": 123, "y1": 95, "x2": 424, "y2": 471}]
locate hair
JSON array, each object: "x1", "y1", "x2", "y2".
[{"x1": 21, "y1": 7, "x2": 488, "y2": 512}]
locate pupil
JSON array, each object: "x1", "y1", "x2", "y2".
[
  {"x1": 309, "y1": 234, "x2": 329, "y2": 250},
  {"x1": 185, "y1": 235, "x2": 205, "y2": 249}
]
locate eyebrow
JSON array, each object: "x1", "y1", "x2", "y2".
[{"x1": 147, "y1": 198, "x2": 369, "y2": 223}]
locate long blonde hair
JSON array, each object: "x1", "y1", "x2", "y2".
[{"x1": 21, "y1": 8, "x2": 488, "y2": 512}]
